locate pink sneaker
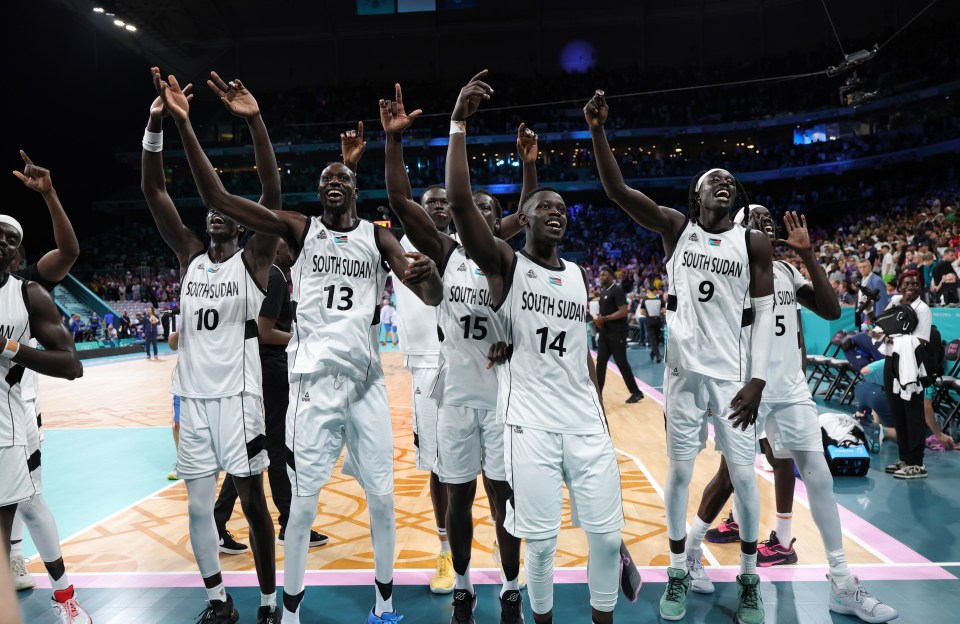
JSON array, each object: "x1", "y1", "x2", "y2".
[
  {"x1": 704, "y1": 511, "x2": 740, "y2": 544},
  {"x1": 757, "y1": 531, "x2": 798, "y2": 567}
]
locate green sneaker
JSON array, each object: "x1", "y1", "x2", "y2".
[
  {"x1": 736, "y1": 573, "x2": 765, "y2": 624},
  {"x1": 659, "y1": 567, "x2": 691, "y2": 621}
]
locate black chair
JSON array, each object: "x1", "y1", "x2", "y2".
[{"x1": 808, "y1": 331, "x2": 852, "y2": 397}]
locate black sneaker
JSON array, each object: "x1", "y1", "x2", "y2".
[
  {"x1": 499, "y1": 589, "x2": 524, "y2": 623},
  {"x1": 451, "y1": 589, "x2": 477, "y2": 623},
  {"x1": 277, "y1": 529, "x2": 330, "y2": 547},
  {"x1": 257, "y1": 605, "x2": 281, "y2": 624},
  {"x1": 196, "y1": 594, "x2": 239, "y2": 624},
  {"x1": 218, "y1": 531, "x2": 249, "y2": 555},
  {"x1": 626, "y1": 391, "x2": 645, "y2": 404}
]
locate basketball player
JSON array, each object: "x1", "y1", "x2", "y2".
[
  {"x1": 445, "y1": 71, "x2": 625, "y2": 624},
  {"x1": 685, "y1": 207, "x2": 897, "y2": 623},
  {"x1": 147, "y1": 68, "x2": 280, "y2": 624},
  {"x1": 380, "y1": 83, "x2": 528, "y2": 622},
  {"x1": 7, "y1": 155, "x2": 92, "y2": 623},
  {"x1": 587, "y1": 90, "x2": 772, "y2": 624},
  {"x1": 157, "y1": 71, "x2": 443, "y2": 624},
  {"x1": 0, "y1": 217, "x2": 83, "y2": 604}
]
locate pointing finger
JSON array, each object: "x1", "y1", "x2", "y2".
[
  {"x1": 210, "y1": 71, "x2": 230, "y2": 93},
  {"x1": 19, "y1": 150, "x2": 33, "y2": 166},
  {"x1": 469, "y1": 69, "x2": 489, "y2": 84},
  {"x1": 12, "y1": 170, "x2": 26, "y2": 183},
  {"x1": 357, "y1": 120, "x2": 364, "y2": 136}
]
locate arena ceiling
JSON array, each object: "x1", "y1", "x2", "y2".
[{"x1": 52, "y1": 0, "x2": 954, "y2": 88}]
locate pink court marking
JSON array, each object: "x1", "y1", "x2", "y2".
[{"x1": 30, "y1": 564, "x2": 954, "y2": 589}]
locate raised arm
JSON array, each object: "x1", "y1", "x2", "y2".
[
  {"x1": 341, "y1": 122, "x2": 366, "y2": 220},
  {"x1": 140, "y1": 81, "x2": 204, "y2": 266},
  {"x1": 0, "y1": 282, "x2": 82, "y2": 380},
  {"x1": 376, "y1": 229, "x2": 443, "y2": 306},
  {"x1": 491, "y1": 123, "x2": 537, "y2": 242},
  {"x1": 380, "y1": 84, "x2": 455, "y2": 267},
  {"x1": 779, "y1": 212, "x2": 842, "y2": 321},
  {"x1": 446, "y1": 71, "x2": 513, "y2": 277},
  {"x1": 12, "y1": 151, "x2": 79, "y2": 282},
  {"x1": 584, "y1": 90, "x2": 686, "y2": 242},
  {"x1": 154, "y1": 68, "x2": 305, "y2": 252}
]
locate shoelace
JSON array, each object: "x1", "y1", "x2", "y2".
[
  {"x1": 689, "y1": 557, "x2": 704, "y2": 575},
  {"x1": 55, "y1": 598, "x2": 82, "y2": 623},
  {"x1": 741, "y1": 582, "x2": 760, "y2": 610},
  {"x1": 452, "y1": 593, "x2": 474, "y2": 622},
  {"x1": 438, "y1": 555, "x2": 453, "y2": 577},
  {"x1": 665, "y1": 576, "x2": 686, "y2": 602},
  {"x1": 194, "y1": 604, "x2": 216, "y2": 624}
]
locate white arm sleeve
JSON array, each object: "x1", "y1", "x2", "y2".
[{"x1": 750, "y1": 294, "x2": 775, "y2": 382}]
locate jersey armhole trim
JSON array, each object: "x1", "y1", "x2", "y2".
[
  {"x1": 373, "y1": 225, "x2": 393, "y2": 274},
  {"x1": 241, "y1": 251, "x2": 269, "y2": 296},
  {"x1": 492, "y1": 253, "x2": 519, "y2": 313},
  {"x1": 295, "y1": 215, "x2": 312, "y2": 254},
  {"x1": 664, "y1": 218, "x2": 691, "y2": 263},
  {"x1": 20, "y1": 278, "x2": 32, "y2": 318},
  {"x1": 439, "y1": 242, "x2": 459, "y2": 278}
]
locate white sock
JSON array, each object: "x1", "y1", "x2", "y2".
[
  {"x1": 261, "y1": 591, "x2": 277, "y2": 608},
  {"x1": 740, "y1": 551, "x2": 757, "y2": 575},
  {"x1": 375, "y1": 584, "x2": 393, "y2": 616},
  {"x1": 827, "y1": 548, "x2": 852, "y2": 583},
  {"x1": 455, "y1": 567, "x2": 473, "y2": 593},
  {"x1": 686, "y1": 516, "x2": 711, "y2": 552},
  {"x1": 206, "y1": 582, "x2": 227, "y2": 603},
  {"x1": 669, "y1": 551, "x2": 687, "y2": 571},
  {"x1": 50, "y1": 570, "x2": 70, "y2": 591},
  {"x1": 438, "y1": 528, "x2": 451, "y2": 553},
  {"x1": 9, "y1": 540, "x2": 23, "y2": 559},
  {"x1": 500, "y1": 576, "x2": 520, "y2": 596},
  {"x1": 775, "y1": 512, "x2": 793, "y2": 546}
]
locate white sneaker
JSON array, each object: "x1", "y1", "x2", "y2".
[
  {"x1": 10, "y1": 554, "x2": 35, "y2": 590},
  {"x1": 493, "y1": 539, "x2": 526, "y2": 590},
  {"x1": 686, "y1": 548, "x2": 714, "y2": 594},
  {"x1": 52, "y1": 587, "x2": 93, "y2": 624},
  {"x1": 828, "y1": 575, "x2": 898, "y2": 623}
]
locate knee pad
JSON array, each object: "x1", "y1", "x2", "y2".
[{"x1": 586, "y1": 531, "x2": 620, "y2": 612}]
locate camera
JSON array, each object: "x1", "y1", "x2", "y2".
[{"x1": 857, "y1": 284, "x2": 881, "y2": 316}]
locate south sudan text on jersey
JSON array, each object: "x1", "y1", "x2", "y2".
[
  {"x1": 448, "y1": 284, "x2": 494, "y2": 307},
  {"x1": 520, "y1": 291, "x2": 587, "y2": 322},
  {"x1": 777, "y1": 287, "x2": 797, "y2": 307},
  {"x1": 184, "y1": 281, "x2": 240, "y2": 299},
  {"x1": 311, "y1": 255, "x2": 373, "y2": 279},
  {"x1": 679, "y1": 251, "x2": 744, "y2": 278}
]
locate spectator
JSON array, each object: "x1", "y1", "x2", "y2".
[
  {"x1": 69, "y1": 314, "x2": 83, "y2": 343},
  {"x1": 930, "y1": 248, "x2": 959, "y2": 304},
  {"x1": 143, "y1": 306, "x2": 159, "y2": 359},
  {"x1": 856, "y1": 259, "x2": 890, "y2": 324},
  {"x1": 88, "y1": 312, "x2": 101, "y2": 339},
  {"x1": 104, "y1": 324, "x2": 119, "y2": 347}
]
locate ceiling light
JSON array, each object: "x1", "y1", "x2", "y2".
[
  {"x1": 125, "y1": 24, "x2": 137, "y2": 32},
  {"x1": 93, "y1": 7, "x2": 105, "y2": 13},
  {"x1": 114, "y1": 19, "x2": 125, "y2": 27}
]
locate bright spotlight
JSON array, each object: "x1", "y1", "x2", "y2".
[
  {"x1": 125, "y1": 24, "x2": 137, "y2": 32},
  {"x1": 93, "y1": 7, "x2": 105, "y2": 13},
  {"x1": 114, "y1": 19, "x2": 125, "y2": 27}
]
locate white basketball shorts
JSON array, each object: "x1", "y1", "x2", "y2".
[
  {"x1": 663, "y1": 367, "x2": 759, "y2": 466},
  {"x1": 436, "y1": 404, "x2": 505, "y2": 484},
  {"x1": 0, "y1": 445, "x2": 35, "y2": 507},
  {"x1": 759, "y1": 398, "x2": 823, "y2": 459},
  {"x1": 287, "y1": 368, "x2": 393, "y2": 497},
  {"x1": 504, "y1": 424, "x2": 625, "y2": 540},
  {"x1": 410, "y1": 365, "x2": 440, "y2": 472},
  {"x1": 23, "y1": 399, "x2": 42, "y2": 495},
  {"x1": 176, "y1": 393, "x2": 268, "y2": 480}
]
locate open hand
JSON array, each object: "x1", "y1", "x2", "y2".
[
  {"x1": 727, "y1": 379, "x2": 765, "y2": 430},
  {"x1": 776, "y1": 211, "x2": 811, "y2": 252},
  {"x1": 207, "y1": 71, "x2": 259, "y2": 118},
  {"x1": 583, "y1": 89, "x2": 609, "y2": 128},
  {"x1": 379, "y1": 84, "x2": 422, "y2": 134},
  {"x1": 517, "y1": 123, "x2": 538, "y2": 163},
  {"x1": 12, "y1": 150, "x2": 53, "y2": 194},
  {"x1": 341, "y1": 121, "x2": 366, "y2": 165},
  {"x1": 152, "y1": 67, "x2": 191, "y2": 121},
  {"x1": 149, "y1": 85, "x2": 194, "y2": 120},
  {"x1": 401, "y1": 252, "x2": 436, "y2": 284},
  {"x1": 452, "y1": 70, "x2": 493, "y2": 121}
]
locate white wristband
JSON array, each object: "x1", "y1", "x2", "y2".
[
  {"x1": 1, "y1": 339, "x2": 20, "y2": 359},
  {"x1": 450, "y1": 119, "x2": 466, "y2": 135},
  {"x1": 142, "y1": 128, "x2": 163, "y2": 153}
]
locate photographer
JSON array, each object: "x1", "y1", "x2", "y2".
[
  {"x1": 856, "y1": 259, "x2": 889, "y2": 326},
  {"x1": 877, "y1": 271, "x2": 932, "y2": 479}
]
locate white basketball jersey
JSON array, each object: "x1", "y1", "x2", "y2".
[
  {"x1": 395, "y1": 235, "x2": 441, "y2": 365},
  {"x1": 496, "y1": 252, "x2": 606, "y2": 435},
  {"x1": 288, "y1": 218, "x2": 389, "y2": 381},
  {"x1": 435, "y1": 245, "x2": 502, "y2": 411},
  {"x1": 171, "y1": 250, "x2": 265, "y2": 399},
  {"x1": 19, "y1": 341, "x2": 39, "y2": 403},
  {"x1": 666, "y1": 221, "x2": 752, "y2": 381},
  {"x1": 764, "y1": 261, "x2": 810, "y2": 402},
  {"x1": 0, "y1": 274, "x2": 31, "y2": 447}
]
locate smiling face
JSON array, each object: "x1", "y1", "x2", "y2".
[
  {"x1": 473, "y1": 191, "x2": 501, "y2": 233},
  {"x1": 421, "y1": 187, "x2": 451, "y2": 232},
  {"x1": 205, "y1": 209, "x2": 243, "y2": 242},
  {"x1": 697, "y1": 169, "x2": 737, "y2": 216},
  {"x1": 317, "y1": 163, "x2": 357, "y2": 215},
  {"x1": 599, "y1": 268, "x2": 614, "y2": 288},
  {"x1": 900, "y1": 275, "x2": 922, "y2": 303},
  {"x1": 521, "y1": 190, "x2": 567, "y2": 245},
  {"x1": 747, "y1": 204, "x2": 775, "y2": 241},
  {"x1": 0, "y1": 223, "x2": 23, "y2": 272}
]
